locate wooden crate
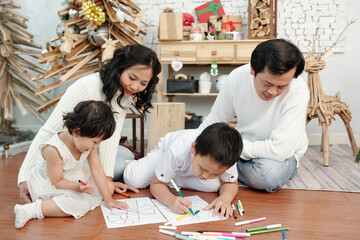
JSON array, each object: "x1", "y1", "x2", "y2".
[{"x1": 146, "y1": 102, "x2": 185, "y2": 153}]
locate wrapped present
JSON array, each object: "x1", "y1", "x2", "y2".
[
  {"x1": 195, "y1": 0, "x2": 225, "y2": 23},
  {"x1": 209, "y1": 16, "x2": 221, "y2": 31},
  {"x1": 222, "y1": 15, "x2": 242, "y2": 32},
  {"x1": 159, "y1": 8, "x2": 183, "y2": 40}
]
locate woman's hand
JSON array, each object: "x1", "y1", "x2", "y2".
[
  {"x1": 19, "y1": 182, "x2": 32, "y2": 203},
  {"x1": 106, "y1": 177, "x2": 139, "y2": 195}
]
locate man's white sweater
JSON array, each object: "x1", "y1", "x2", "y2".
[{"x1": 200, "y1": 64, "x2": 309, "y2": 164}]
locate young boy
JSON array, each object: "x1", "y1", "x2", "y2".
[{"x1": 124, "y1": 123, "x2": 242, "y2": 218}]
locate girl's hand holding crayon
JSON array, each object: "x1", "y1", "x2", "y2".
[
  {"x1": 79, "y1": 180, "x2": 95, "y2": 194},
  {"x1": 105, "y1": 198, "x2": 128, "y2": 210},
  {"x1": 169, "y1": 196, "x2": 192, "y2": 214}
]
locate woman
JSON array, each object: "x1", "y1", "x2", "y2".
[{"x1": 18, "y1": 44, "x2": 161, "y2": 203}]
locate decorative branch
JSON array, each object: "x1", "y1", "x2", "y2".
[{"x1": 324, "y1": 19, "x2": 356, "y2": 55}]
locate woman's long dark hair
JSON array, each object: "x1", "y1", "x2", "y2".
[{"x1": 99, "y1": 44, "x2": 161, "y2": 113}]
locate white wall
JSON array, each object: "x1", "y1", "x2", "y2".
[{"x1": 11, "y1": 0, "x2": 360, "y2": 145}]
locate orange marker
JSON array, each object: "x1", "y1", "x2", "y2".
[
  {"x1": 119, "y1": 192, "x2": 130, "y2": 198},
  {"x1": 78, "y1": 180, "x2": 87, "y2": 186}
]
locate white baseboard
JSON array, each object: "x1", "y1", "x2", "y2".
[
  {"x1": 121, "y1": 129, "x2": 360, "y2": 146},
  {"x1": 307, "y1": 134, "x2": 360, "y2": 146},
  {"x1": 2, "y1": 131, "x2": 358, "y2": 157},
  {"x1": 0, "y1": 141, "x2": 32, "y2": 157}
]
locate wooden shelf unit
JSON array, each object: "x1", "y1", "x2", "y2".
[{"x1": 155, "y1": 40, "x2": 264, "y2": 102}]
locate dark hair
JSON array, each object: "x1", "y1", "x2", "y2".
[
  {"x1": 63, "y1": 100, "x2": 116, "y2": 140},
  {"x1": 99, "y1": 44, "x2": 161, "y2": 113},
  {"x1": 251, "y1": 39, "x2": 304, "y2": 78},
  {"x1": 195, "y1": 123, "x2": 243, "y2": 167}
]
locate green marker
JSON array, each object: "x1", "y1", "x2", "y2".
[
  {"x1": 170, "y1": 179, "x2": 195, "y2": 216},
  {"x1": 247, "y1": 224, "x2": 282, "y2": 232},
  {"x1": 250, "y1": 227, "x2": 289, "y2": 235}
]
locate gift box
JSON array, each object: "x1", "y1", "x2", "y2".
[
  {"x1": 195, "y1": 0, "x2": 225, "y2": 23},
  {"x1": 159, "y1": 8, "x2": 183, "y2": 41},
  {"x1": 222, "y1": 15, "x2": 242, "y2": 32}
]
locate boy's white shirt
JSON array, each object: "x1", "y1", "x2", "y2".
[{"x1": 154, "y1": 129, "x2": 238, "y2": 183}]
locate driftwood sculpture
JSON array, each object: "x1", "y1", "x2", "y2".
[
  {"x1": 305, "y1": 19, "x2": 358, "y2": 166},
  {"x1": 0, "y1": 0, "x2": 49, "y2": 132}
]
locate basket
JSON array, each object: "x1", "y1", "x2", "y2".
[
  {"x1": 167, "y1": 74, "x2": 198, "y2": 93},
  {"x1": 185, "y1": 112, "x2": 202, "y2": 129}
]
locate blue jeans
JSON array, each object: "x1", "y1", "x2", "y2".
[
  {"x1": 237, "y1": 156, "x2": 298, "y2": 193},
  {"x1": 113, "y1": 145, "x2": 135, "y2": 182}
]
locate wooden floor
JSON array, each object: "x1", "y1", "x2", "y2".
[{"x1": 1, "y1": 152, "x2": 359, "y2": 240}]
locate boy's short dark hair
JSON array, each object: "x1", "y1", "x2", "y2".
[
  {"x1": 251, "y1": 38, "x2": 304, "y2": 78},
  {"x1": 195, "y1": 122, "x2": 243, "y2": 167},
  {"x1": 63, "y1": 100, "x2": 116, "y2": 140}
]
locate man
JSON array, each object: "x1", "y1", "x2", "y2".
[{"x1": 199, "y1": 39, "x2": 309, "y2": 193}]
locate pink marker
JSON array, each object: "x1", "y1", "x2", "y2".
[
  {"x1": 234, "y1": 217, "x2": 266, "y2": 226},
  {"x1": 223, "y1": 233, "x2": 250, "y2": 238}
]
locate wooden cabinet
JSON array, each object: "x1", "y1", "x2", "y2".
[{"x1": 156, "y1": 40, "x2": 264, "y2": 102}]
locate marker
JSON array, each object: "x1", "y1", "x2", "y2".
[
  {"x1": 184, "y1": 232, "x2": 250, "y2": 238},
  {"x1": 170, "y1": 179, "x2": 195, "y2": 216},
  {"x1": 238, "y1": 200, "x2": 244, "y2": 213},
  {"x1": 282, "y1": 230, "x2": 287, "y2": 240},
  {"x1": 78, "y1": 180, "x2": 87, "y2": 186},
  {"x1": 232, "y1": 204, "x2": 237, "y2": 219},
  {"x1": 200, "y1": 233, "x2": 246, "y2": 238},
  {"x1": 176, "y1": 213, "x2": 190, "y2": 221},
  {"x1": 250, "y1": 227, "x2": 289, "y2": 235},
  {"x1": 236, "y1": 202, "x2": 243, "y2": 216},
  {"x1": 159, "y1": 229, "x2": 195, "y2": 240},
  {"x1": 234, "y1": 217, "x2": 266, "y2": 226},
  {"x1": 119, "y1": 192, "x2": 130, "y2": 198},
  {"x1": 165, "y1": 213, "x2": 190, "y2": 226},
  {"x1": 159, "y1": 225, "x2": 177, "y2": 230},
  {"x1": 182, "y1": 231, "x2": 201, "y2": 235},
  {"x1": 246, "y1": 224, "x2": 282, "y2": 232}
]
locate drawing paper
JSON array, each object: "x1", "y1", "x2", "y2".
[
  {"x1": 152, "y1": 195, "x2": 227, "y2": 226},
  {"x1": 100, "y1": 197, "x2": 167, "y2": 228}
]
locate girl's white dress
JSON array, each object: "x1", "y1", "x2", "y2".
[{"x1": 28, "y1": 133, "x2": 102, "y2": 218}]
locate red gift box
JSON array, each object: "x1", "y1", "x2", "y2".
[{"x1": 195, "y1": 0, "x2": 225, "y2": 23}]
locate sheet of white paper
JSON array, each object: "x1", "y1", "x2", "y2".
[
  {"x1": 100, "y1": 197, "x2": 167, "y2": 228},
  {"x1": 152, "y1": 195, "x2": 226, "y2": 226}
]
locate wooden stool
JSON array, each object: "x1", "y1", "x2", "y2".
[
  {"x1": 147, "y1": 102, "x2": 185, "y2": 153},
  {"x1": 305, "y1": 54, "x2": 358, "y2": 166}
]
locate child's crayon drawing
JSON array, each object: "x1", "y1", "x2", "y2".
[{"x1": 100, "y1": 197, "x2": 166, "y2": 228}]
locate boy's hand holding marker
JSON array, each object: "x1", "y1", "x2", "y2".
[
  {"x1": 169, "y1": 196, "x2": 193, "y2": 215},
  {"x1": 78, "y1": 180, "x2": 95, "y2": 194}
]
